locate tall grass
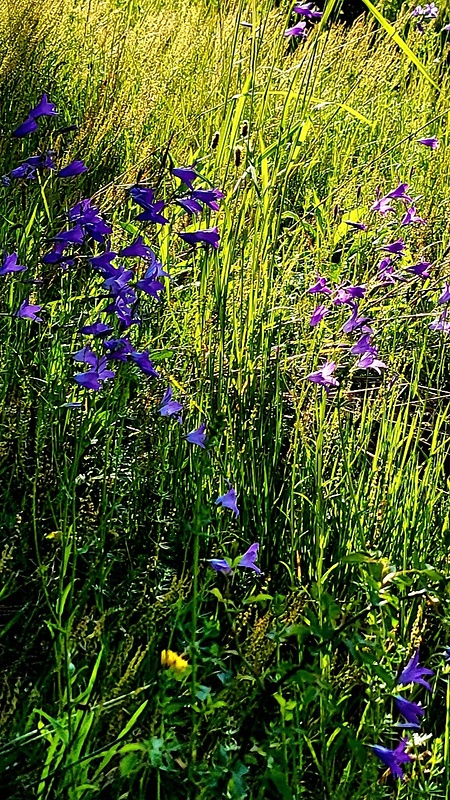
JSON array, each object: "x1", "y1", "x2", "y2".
[{"x1": 1, "y1": 0, "x2": 450, "y2": 797}]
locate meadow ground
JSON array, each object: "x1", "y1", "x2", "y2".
[{"x1": 1, "y1": 0, "x2": 450, "y2": 797}]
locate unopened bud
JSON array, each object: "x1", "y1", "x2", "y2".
[{"x1": 234, "y1": 146, "x2": 242, "y2": 167}]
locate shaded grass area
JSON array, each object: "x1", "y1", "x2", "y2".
[{"x1": 1, "y1": 0, "x2": 450, "y2": 797}]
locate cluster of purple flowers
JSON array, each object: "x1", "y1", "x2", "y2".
[
  {"x1": 306, "y1": 168, "x2": 444, "y2": 391},
  {"x1": 284, "y1": 3, "x2": 322, "y2": 38},
  {"x1": 373, "y1": 648, "x2": 434, "y2": 780}
]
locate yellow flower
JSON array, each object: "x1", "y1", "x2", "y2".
[{"x1": 160, "y1": 649, "x2": 189, "y2": 672}]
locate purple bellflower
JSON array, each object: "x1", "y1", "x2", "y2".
[
  {"x1": 344, "y1": 220, "x2": 367, "y2": 231},
  {"x1": 407, "y1": 261, "x2": 430, "y2": 279},
  {"x1": 370, "y1": 195, "x2": 395, "y2": 216},
  {"x1": 30, "y1": 93, "x2": 57, "y2": 118},
  {"x1": 308, "y1": 275, "x2": 332, "y2": 295},
  {"x1": 0, "y1": 253, "x2": 26, "y2": 275},
  {"x1": 215, "y1": 486, "x2": 239, "y2": 517},
  {"x1": 130, "y1": 186, "x2": 169, "y2": 225},
  {"x1": 119, "y1": 236, "x2": 154, "y2": 259},
  {"x1": 350, "y1": 334, "x2": 376, "y2": 356},
  {"x1": 401, "y1": 206, "x2": 426, "y2": 226},
  {"x1": 386, "y1": 183, "x2": 413, "y2": 203},
  {"x1": 57, "y1": 160, "x2": 88, "y2": 178},
  {"x1": 186, "y1": 422, "x2": 207, "y2": 449},
  {"x1": 136, "y1": 278, "x2": 165, "y2": 301},
  {"x1": 13, "y1": 117, "x2": 38, "y2": 138},
  {"x1": 159, "y1": 387, "x2": 183, "y2": 421},
  {"x1": 381, "y1": 239, "x2": 405, "y2": 255},
  {"x1": 430, "y1": 310, "x2": 450, "y2": 333},
  {"x1": 54, "y1": 225, "x2": 85, "y2": 245},
  {"x1": 74, "y1": 356, "x2": 115, "y2": 391},
  {"x1": 284, "y1": 20, "x2": 308, "y2": 37},
  {"x1": 15, "y1": 299, "x2": 42, "y2": 321},
  {"x1": 179, "y1": 227, "x2": 220, "y2": 249},
  {"x1": 177, "y1": 196, "x2": 203, "y2": 216},
  {"x1": 80, "y1": 321, "x2": 113, "y2": 336},
  {"x1": 209, "y1": 558, "x2": 233, "y2": 575},
  {"x1": 355, "y1": 352, "x2": 387, "y2": 373},
  {"x1": 341, "y1": 303, "x2": 371, "y2": 334},
  {"x1": 73, "y1": 346, "x2": 97, "y2": 366},
  {"x1": 310, "y1": 305, "x2": 329, "y2": 326},
  {"x1": 293, "y1": 3, "x2": 323, "y2": 18},
  {"x1": 438, "y1": 282, "x2": 450, "y2": 304},
  {"x1": 333, "y1": 285, "x2": 366, "y2": 306},
  {"x1": 130, "y1": 351, "x2": 159, "y2": 378},
  {"x1": 238, "y1": 543, "x2": 261, "y2": 573},
  {"x1": 398, "y1": 649, "x2": 434, "y2": 691},
  {"x1": 372, "y1": 738, "x2": 411, "y2": 780},
  {"x1": 418, "y1": 136, "x2": 439, "y2": 149},
  {"x1": 103, "y1": 337, "x2": 134, "y2": 362},
  {"x1": 307, "y1": 361, "x2": 339, "y2": 390},
  {"x1": 171, "y1": 166, "x2": 198, "y2": 189},
  {"x1": 394, "y1": 695, "x2": 425, "y2": 729},
  {"x1": 191, "y1": 188, "x2": 224, "y2": 211},
  {"x1": 378, "y1": 257, "x2": 402, "y2": 284},
  {"x1": 89, "y1": 251, "x2": 118, "y2": 276}
]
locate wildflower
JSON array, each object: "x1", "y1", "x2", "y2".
[
  {"x1": 307, "y1": 361, "x2": 339, "y2": 390},
  {"x1": 0, "y1": 253, "x2": 26, "y2": 275},
  {"x1": 401, "y1": 207, "x2": 426, "y2": 226},
  {"x1": 238, "y1": 543, "x2": 261, "y2": 573},
  {"x1": 308, "y1": 275, "x2": 332, "y2": 295},
  {"x1": 380, "y1": 239, "x2": 405, "y2": 255},
  {"x1": 186, "y1": 422, "x2": 207, "y2": 449},
  {"x1": 372, "y1": 738, "x2": 411, "y2": 780},
  {"x1": 159, "y1": 387, "x2": 183, "y2": 420},
  {"x1": 74, "y1": 356, "x2": 115, "y2": 390},
  {"x1": 370, "y1": 196, "x2": 394, "y2": 216},
  {"x1": 398, "y1": 648, "x2": 434, "y2": 691},
  {"x1": 355, "y1": 352, "x2": 387, "y2": 373},
  {"x1": 438, "y1": 282, "x2": 450, "y2": 304},
  {"x1": 130, "y1": 186, "x2": 168, "y2": 225},
  {"x1": 406, "y1": 261, "x2": 430, "y2": 279},
  {"x1": 73, "y1": 346, "x2": 98, "y2": 366},
  {"x1": 394, "y1": 696, "x2": 425, "y2": 729},
  {"x1": 130, "y1": 351, "x2": 160, "y2": 378},
  {"x1": 89, "y1": 251, "x2": 118, "y2": 276},
  {"x1": 310, "y1": 305, "x2": 329, "y2": 326},
  {"x1": 341, "y1": 303, "x2": 371, "y2": 334},
  {"x1": 177, "y1": 196, "x2": 203, "y2": 216},
  {"x1": 178, "y1": 227, "x2": 220, "y2": 249},
  {"x1": 418, "y1": 136, "x2": 439, "y2": 149},
  {"x1": 344, "y1": 220, "x2": 367, "y2": 231},
  {"x1": 171, "y1": 166, "x2": 198, "y2": 189},
  {"x1": 160, "y1": 649, "x2": 189, "y2": 671},
  {"x1": 209, "y1": 558, "x2": 233, "y2": 574},
  {"x1": 386, "y1": 183, "x2": 413, "y2": 203},
  {"x1": 284, "y1": 20, "x2": 308, "y2": 37},
  {"x1": 80, "y1": 321, "x2": 113, "y2": 336},
  {"x1": 351, "y1": 334, "x2": 376, "y2": 355},
  {"x1": 70, "y1": 198, "x2": 112, "y2": 243},
  {"x1": 191, "y1": 188, "x2": 224, "y2": 211},
  {"x1": 215, "y1": 486, "x2": 239, "y2": 517},
  {"x1": 106, "y1": 295, "x2": 140, "y2": 329},
  {"x1": 119, "y1": 235, "x2": 154, "y2": 259},
  {"x1": 293, "y1": 3, "x2": 323, "y2": 19},
  {"x1": 15, "y1": 300, "x2": 42, "y2": 321},
  {"x1": 103, "y1": 267, "x2": 134, "y2": 297},
  {"x1": 103, "y1": 337, "x2": 134, "y2": 362},
  {"x1": 57, "y1": 160, "x2": 88, "y2": 178},
  {"x1": 29, "y1": 93, "x2": 57, "y2": 118},
  {"x1": 136, "y1": 278, "x2": 165, "y2": 301},
  {"x1": 333, "y1": 285, "x2": 366, "y2": 306},
  {"x1": 12, "y1": 116, "x2": 38, "y2": 138},
  {"x1": 378, "y1": 256, "x2": 402, "y2": 284},
  {"x1": 429, "y1": 310, "x2": 450, "y2": 333},
  {"x1": 54, "y1": 225, "x2": 85, "y2": 245}
]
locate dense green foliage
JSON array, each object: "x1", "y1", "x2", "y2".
[{"x1": 2, "y1": 0, "x2": 450, "y2": 797}]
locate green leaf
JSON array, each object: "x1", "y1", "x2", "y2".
[{"x1": 243, "y1": 593, "x2": 273, "y2": 604}]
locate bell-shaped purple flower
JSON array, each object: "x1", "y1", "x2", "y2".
[
  {"x1": 238, "y1": 543, "x2": 261, "y2": 573},
  {"x1": 136, "y1": 278, "x2": 165, "y2": 301},
  {"x1": 13, "y1": 116, "x2": 38, "y2": 138},
  {"x1": 341, "y1": 303, "x2": 371, "y2": 334},
  {"x1": 0, "y1": 253, "x2": 27, "y2": 275},
  {"x1": 394, "y1": 695, "x2": 424, "y2": 729},
  {"x1": 386, "y1": 183, "x2": 413, "y2": 203},
  {"x1": 119, "y1": 236, "x2": 154, "y2": 259},
  {"x1": 177, "y1": 196, "x2": 203, "y2": 216},
  {"x1": 355, "y1": 352, "x2": 387, "y2": 374},
  {"x1": 80, "y1": 321, "x2": 113, "y2": 336},
  {"x1": 344, "y1": 220, "x2": 367, "y2": 231},
  {"x1": 192, "y1": 188, "x2": 224, "y2": 211},
  {"x1": 293, "y1": 3, "x2": 323, "y2": 19},
  {"x1": 407, "y1": 261, "x2": 430, "y2": 279},
  {"x1": 209, "y1": 558, "x2": 232, "y2": 575},
  {"x1": 401, "y1": 207, "x2": 426, "y2": 226},
  {"x1": 15, "y1": 299, "x2": 42, "y2": 321},
  {"x1": 350, "y1": 334, "x2": 376, "y2": 356},
  {"x1": 74, "y1": 356, "x2": 115, "y2": 391},
  {"x1": 103, "y1": 337, "x2": 134, "y2": 362},
  {"x1": 171, "y1": 166, "x2": 198, "y2": 190},
  {"x1": 308, "y1": 275, "x2": 332, "y2": 295},
  {"x1": 89, "y1": 251, "x2": 118, "y2": 276},
  {"x1": 372, "y1": 738, "x2": 411, "y2": 780},
  {"x1": 398, "y1": 649, "x2": 434, "y2": 691},
  {"x1": 159, "y1": 387, "x2": 183, "y2": 420},
  {"x1": 178, "y1": 227, "x2": 220, "y2": 249},
  {"x1": 307, "y1": 361, "x2": 339, "y2": 390},
  {"x1": 57, "y1": 160, "x2": 88, "y2": 178},
  {"x1": 186, "y1": 422, "x2": 207, "y2": 449},
  {"x1": 30, "y1": 93, "x2": 57, "y2": 118},
  {"x1": 438, "y1": 282, "x2": 450, "y2": 304},
  {"x1": 54, "y1": 225, "x2": 85, "y2": 245},
  {"x1": 380, "y1": 239, "x2": 405, "y2": 255},
  {"x1": 418, "y1": 136, "x2": 439, "y2": 149},
  {"x1": 310, "y1": 305, "x2": 329, "y2": 326},
  {"x1": 284, "y1": 20, "x2": 308, "y2": 37},
  {"x1": 215, "y1": 486, "x2": 239, "y2": 517},
  {"x1": 130, "y1": 351, "x2": 159, "y2": 378}
]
